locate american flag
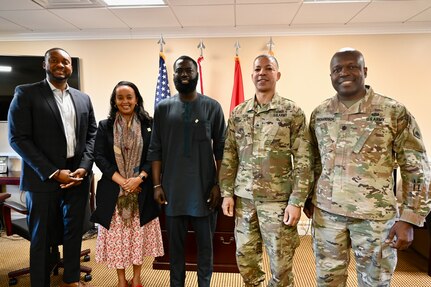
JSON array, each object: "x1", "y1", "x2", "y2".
[{"x1": 154, "y1": 52, "x2": 171, "y2": 107}]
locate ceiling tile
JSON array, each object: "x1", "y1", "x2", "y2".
[
  {"x1": 0, "y1": 17, "x2": 30, "y2": 32},
  {"x1": 237, "y1": 3, "x2": 301, "y2": 26},
  {"x1": 51, "y1": 8, "x2": 128, "y2": 29},
  {"x1": 0, "y1": 10, "x2": 78, "y2": 31},
  {"x1": 0, "y1": 0, "x2": 429, "y2": 40},
  {"x1": 351, "y1": 0, "x2": 431, "y2": 23},
  {"x1": 407, "y1": 6, "x2": 431, "y2": 22},
  {"x1": 0, "y1": 0, "x2": 42, "y2": 10},
  {"x1": 111, "y1": 6, "x2": 180, "y2": 28},
  {"x1": 236, "y1": 0, "x2": 300, "y2": 3},
  {"x1": 32, "y1": 0, "x2": 105, "y2": 9},
  {"x1": 293, "y1": 2, "x2": 369, "y2": 24},
  {"x1": 169, "y1": 0, "x2": 233, "y2": 5},
  {"x1": 172, "y1": 5, "x2": 234, "y2": 27}
]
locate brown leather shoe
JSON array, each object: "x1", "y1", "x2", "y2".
[{"x1": 60, "y1": 281, "x2": 93, "y2": 287}]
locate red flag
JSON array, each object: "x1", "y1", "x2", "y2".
[
  {"x1": 197, "y1": 55, "x2": 204, "y2": 94},
  {"x1": 230, "y1": 56, "x2": 244, "y2": 113}
]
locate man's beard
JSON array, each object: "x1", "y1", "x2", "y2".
[
  {"x1": 174, "y1": 75, "x2": 199, "y2": 94},
  {"x1": 46, "y1": 69, "x2": 71, "y2": 82}
]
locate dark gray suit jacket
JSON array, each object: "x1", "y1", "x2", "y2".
[{"x1": 8, "y1": 79, "x2": 97, "y2": 192}]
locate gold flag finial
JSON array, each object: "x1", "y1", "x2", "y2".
[
  {"x1": 197, "y1": 39, "x2": 205, "y2": 57},
  {"x1": 267, "y1": 37, "x2": 275, "y2": 56},
  {"x1": 157, "y1": 34, "x2": 166, "y2": 53},
  {"x1": 234, "y1": 40, "x2": 241, "y2": 56}
]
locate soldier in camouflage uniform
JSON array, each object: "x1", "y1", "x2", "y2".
[
  {"x1": 305, "y1": 48, "x2": 431, "y2": 287},
  {"x1": 220, "y1": 55, "x2": 311, "y2": 287}
]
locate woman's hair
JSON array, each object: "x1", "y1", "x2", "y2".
[{"x1": 108, "y1": 81, "x2": 152, "y2": 124}]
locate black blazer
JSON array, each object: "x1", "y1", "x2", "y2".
[
  {"x1": 90, "y1": 118, "x2": 159, "y2": 229},
  {"x1": 8, "y1": 80, "x2": 97, "y2": 192}
]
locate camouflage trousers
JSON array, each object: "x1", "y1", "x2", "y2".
[
  {"x1": 312, "y1": 207, "x2": 397, "y2": 287},
  {"x1": 234, "y1": 197, "x2": 300, "y2": 287}
]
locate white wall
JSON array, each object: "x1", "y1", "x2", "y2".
[
  {"x1": 1, "y1": 34, "x2": 430, "y2": 154},
  {"x1": 1, "y1": 34, "x2": 430, "y2": 226}
]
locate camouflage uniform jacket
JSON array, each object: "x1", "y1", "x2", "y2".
[
  {"x1": 310, "y1": 86, "x2": 430, "y2": 226},
  {"x1": 220, "y1": 93, "x2": 311, "y2": 206}
]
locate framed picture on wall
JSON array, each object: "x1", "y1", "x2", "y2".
[{"x1": 0, "y1": 156, "x2": 8, "y2": 174}]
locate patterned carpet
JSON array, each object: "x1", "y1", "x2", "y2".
[{"x1": 0, "y1": 233, "x2": 430, "y2": 287}]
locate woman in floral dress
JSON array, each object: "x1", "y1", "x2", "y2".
[{"x1": 91, "y1": 81, "x2": 164, "y2": 287}]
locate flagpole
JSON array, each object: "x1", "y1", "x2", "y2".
[
  {"x1": 267, "y1": 36, "x2": 275, "y2": 56},
  {"x1": 230, "y1": 40, "x2": 244, "y2": 114},
  {"x1": 197, "y1": 39, "x2": 205, "y2": 95},
  {"x1": 198, "y1": 39, "x2": 205, "y2": 57},
  {"x1": 154, "y1": 36, "x2": 171, "y2": 108},
  {"x1": 234, "y1": 40, "x2": 240, "y2": 57},
  {"x1": 158, "y1": 34, "x2": 165, "y2": 53}
]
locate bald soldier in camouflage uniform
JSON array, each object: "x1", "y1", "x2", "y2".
[
  {"x1": 305, "y1": 48, "x2": 431, "y2": 287},
  {"x1": 220, "y1": 55, "x2": 311, "y2": 287}
]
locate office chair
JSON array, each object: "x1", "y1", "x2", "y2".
[
  {"x1": 1, "y1": 189, "x2": 93, "y2": 286},
  {"x1": 0, "y1": 192, "x2": 11, "y2": 230}
]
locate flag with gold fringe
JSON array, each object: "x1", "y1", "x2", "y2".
[
  {"x1": 230, "y1": 56, "x2": 244, "y2": 113},
  {"x1": 197, "y1": 55, "x2": 204, "y2": 94},
  {"x1": 154, "y1": 52, "x2": 171, "y2": 107}
]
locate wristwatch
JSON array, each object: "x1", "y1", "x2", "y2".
[{"x1": 139, "y1": 174, "x2": 146, "y2": 181}]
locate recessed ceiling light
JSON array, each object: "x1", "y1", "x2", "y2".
[{"x1": 103, "y1": 0, "x2": 166, "y2": 6}]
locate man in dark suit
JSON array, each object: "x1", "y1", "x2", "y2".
[{"x1": 8, "y1": 47, "x2": 97, "y2": 287}]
